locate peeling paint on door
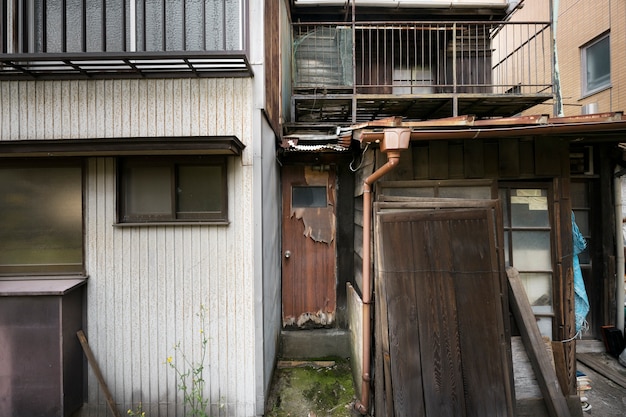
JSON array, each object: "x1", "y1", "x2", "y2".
[
  {"x1": 290, "y1": 167, "x2": 336, "y2": 244},
  {"x1": 282, "y1": 165, "x2": 337, "y2": 329},
  {"x1": 291, "y1": 207, "x2": 336, "y2": 244}
]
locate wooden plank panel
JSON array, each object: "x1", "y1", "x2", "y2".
[
  {"x1": 378, "y1": 220, "x2": 425, "y2": 416},
  {"x1": 577, "y1": 353, "x2": 626, "y2": 389},
  {"x1": 450, "y1": 215, "x2": 512, "y2": 417},
  {"x1": 375, "y1": 204, "x2": 514, "y2": 417},
  {"x1": 373, "y1": 232, "x2": 394, "y2": 417},
  {"x1": 416, "y1": 219, "x2": 465, "y2": 417}
]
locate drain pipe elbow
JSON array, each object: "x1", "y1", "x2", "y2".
[{"x1": 354, "y1": 400, "x2": 368, "y2": 415}]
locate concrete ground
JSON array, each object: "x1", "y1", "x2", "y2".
[
  {"x1": 266, "y1": 334, "x2": 626, "y2": 417},
  {"x1": 576, "y1": 341, "x2": 626, "y2": 417},
  {"x1": 266, "y1": 329, "x2": 359, "y2": 417}
]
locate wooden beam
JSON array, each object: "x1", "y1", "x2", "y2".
[
  {"x1": 507, "y1": 267, "x2": 572, "y2": 417},
  {"x1": 77, "y1": 330, "x2": 121, "y2": 417},
  {"x1": 577, "y1": 353, "x2": 626, "y2": 389}
]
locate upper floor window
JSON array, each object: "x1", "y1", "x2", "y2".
[
  {"x1": 582, "y1": 34, "x2": 610, "y2": 96},
  {"x1": 118, "y1": 156, "x2": 228, "y2": 224},
  {"x1": 0, "y1": 160, "x2": 84, "y2": 277},
  {"x1": 2, "y1": 0, "x2": 244, "y2": 53}
]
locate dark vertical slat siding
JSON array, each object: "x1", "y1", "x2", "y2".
[
  {"x1": 412, "y1": 144, "x2": 430, "y2": 179},
  {"x1": 429, "y1": 140, "x2": 449, "y2": 179},
  {"x1": 364, "y1": 136, "x2": 580, "y2": 397},
  {"x1": 464, "y1": 139, "x2": 484, "y2": 178},
  {"x1": 535, "y1": 138, "x2": 563, "y2": 176},
  {"x1": 519, "y1": 138, "x2": 535, "y2": 176},
  {"x1": 498, "y1": 139, "x2": 520, "y2": 177}
]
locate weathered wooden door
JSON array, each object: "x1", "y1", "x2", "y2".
[
  {"x1": 373, "y1": 199, "x2": 514, "y2": 417},
  {"x1": 281, "y1": 165, "x2": 336, "y2": 328}
]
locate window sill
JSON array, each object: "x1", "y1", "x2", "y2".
[
  {"x1": 114, "y1": 221, "x2": 230, "y2": 227},
  {"x1": 580, "y1": 84, "x2": 611, "y2": 100}
]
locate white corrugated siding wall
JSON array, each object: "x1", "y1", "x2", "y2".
[
  {"x1": 0, "y1": 78, "x2": 257, "y2": 416},
  {"x1": 0, "y1": 78, "x2": 254, "y2": 142}
]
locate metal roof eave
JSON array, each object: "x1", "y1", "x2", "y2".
[
  {"x1": 354, "y1": 113, "x2": 626, "y2": 144},
  {"x1": 0, "y1": 136, "x2": 246, "y2": 157}
]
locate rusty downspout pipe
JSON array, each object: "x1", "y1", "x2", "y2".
[{"x1": 354, "y1": 149, "x2": 402, "y2": 415}]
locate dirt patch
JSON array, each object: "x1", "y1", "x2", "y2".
[{"x1": 266, "y1": 359, "x2": 358, "y2": 417}]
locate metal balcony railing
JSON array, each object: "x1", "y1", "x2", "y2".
[
  {"x1": 292, "y1": 21, "x2": 554, "y2": 122},
  {"x1": 0, "y1": 0, "x2": 251, "y2": 79}
]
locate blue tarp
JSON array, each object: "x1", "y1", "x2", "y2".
[{"x1": 572, "y1": 212, "x2": 589, "y2": 333}]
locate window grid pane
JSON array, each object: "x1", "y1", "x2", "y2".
[
  {"x1": 177, "y1": 165, "x2": 224, "y2": 218},
  {"x1": 584, "y1": 35, "x2": 610, "y2": 94},
  {"x1": 0, "y1": 163, "x2": 83, "y2": 274},
  {"x1": 124, "y1": 165, "x2": 173, "y2": 220},
  {"x1": 120, "y1": 157, "x2": 227, "y2": 223},
  {"x1": 292, "y1": 186, "x2": 327, "y2": 208},
  {"x1": 501, "y1": 185, "x2": 554, "y2": 339}
]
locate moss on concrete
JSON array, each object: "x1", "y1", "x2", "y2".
[{"x1": 266, "y1": 359, "x2": 357, "y2": 417}]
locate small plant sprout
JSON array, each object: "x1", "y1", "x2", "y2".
[
  {"x1": 127, "y1": 402, "x2": 146, "y2": 417},
  {"x1": 165, "y1": 305, "x2": 210, "y2": 417}
]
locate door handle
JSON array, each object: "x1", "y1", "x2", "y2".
[{"x1": 284, "y1": 250, "x2": 291, "y2": 259}]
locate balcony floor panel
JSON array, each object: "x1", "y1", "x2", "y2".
[{"x1": 293, "y1": 94, "x2": 553, "y2": 124}]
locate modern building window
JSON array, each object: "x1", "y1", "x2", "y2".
[
  {"x1": 582, "y1": 34, "x2": 611, "y2": 96},
  {"x1": 119, "y1": 156, "x2": 228, "y2": 223},
  {"x1": 0, "y1": 160, "x2": 84, "y2": 276},
  {"x1": 2, "y1": 0, "x2": 244, "y2": 53}
]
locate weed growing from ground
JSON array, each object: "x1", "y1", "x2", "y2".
[
  {"x1": 127, "y1": 402, "x2": 145, "y2": 417},
  {"x1": 166, "y1": 305, "x2": 210, "y2": 417}
]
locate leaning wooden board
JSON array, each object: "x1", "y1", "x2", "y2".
[
  {"x1": 507, "y1": 267, "x2": 572, "y2": 417},
  {"x1": 77, "y1": 330, "x2": 121, "y2": 417}
]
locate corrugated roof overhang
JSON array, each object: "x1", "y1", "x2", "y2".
[{"x1": 0, "y1": 136, "x2": 245, "y2": 157}]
